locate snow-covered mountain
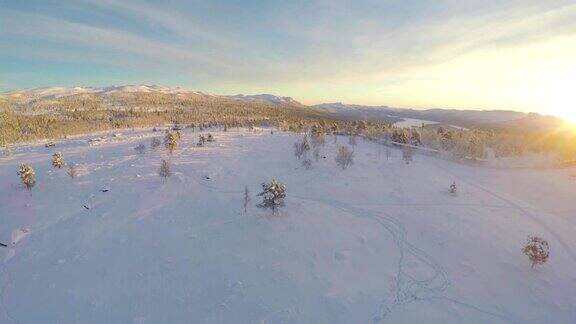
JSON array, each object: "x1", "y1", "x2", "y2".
[
  {"x1": 2, "y1": 85, "x2": 208, "y2": 104},
  {"x1": 2, "y1": 86, "x2": 303, "y2": 107},
  {"x1": 225, "y1": 94, "x2": 302, "y2": 106}
]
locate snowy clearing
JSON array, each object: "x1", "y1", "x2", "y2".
[{"x1": 1, "y1": 128, "x2": 575, "y2": 323}]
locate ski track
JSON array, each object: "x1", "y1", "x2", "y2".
[{"x1": 429, "y1": 160, "x2": 576, "y2": 266}]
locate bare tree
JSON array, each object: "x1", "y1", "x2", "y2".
[
  {"x1": 348, "y1": 134, "x2": 357, "y2": 147},
  {"x1": 385, "y1": 148, "x2": 392, "y2": 160},
  {"x1": 257, "y1": 179, "x2": 286, "y2": 212},
  {"x1": 158, "y1": 159, "x2": 172, "y2": 181},
  {"x1": 243, "y1": 186, "x2": 251, "y2": 213},
  {"x1": 522, "y1": 236, "x2": 550, "y2": 268},
  {"x1": 310, "y1": 130, "x2": 326, "y2": 148},
  {"x1": 52, "y1": 152, "x2": 65, "y2": 168},
  {"x1": 335, "y1": 146, "x2": 354, "y2": 169},
  {"x1": 18, "y1": 164, "x2": 36, "y2": 191},
  {"x1": 402, "y1": 146, "x2": 415, "y2": 164},
  {"x1": 293, "y1": 135, "x2": 310, "y2": 160},
  {"x1": 313, "y1": 147, "x2": 321, "y2": 162}
]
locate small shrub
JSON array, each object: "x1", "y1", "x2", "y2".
[
  {"x1": 151, "y1": 137, "x2": 161, "y2": 150},
  {"x1": 52, "y1": 152, "x2": 65, "y2": 168},
  {"x1": 197, "y1": 135, "x2": 206, "y2": 146},
  {"x1": 206, "y1": 133, "x2": 214, "y2": 142},
  {"x1": 158, "y1": 159, "x2": 172, "y2": 180},
  {"x1": 522, "y1": 236, "x2": 549, "y2": 268},
  {"x1": 335, "y1": 146, "x2": 354, "y2": 169},
  {"x1": 449, "y1": 182, "x2": 457, "y2": 195},
  {"x1": 134, "y1": 143, "x2": 146, "y2": 154},
  {"x1": 257, "y1": 179, "x2": 286, "y2": 211},
  {"x1": 18, "y1": 164, "x2": 36, "y2": 191},
  {"x1": 301, "y1": 159, "x2": 312, "y2": 169}
]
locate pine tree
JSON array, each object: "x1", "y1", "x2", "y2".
[
  {"x1": 257, "y1": 179, "x2": 286, "y2": 211},
  {"x1": 522, "y1": 236, "x2": 549, "y2": 268},
  {"x1": 52, "y1": 152, "x2": 65, "y2": 168},
  {"x1": 18, "y1": 164, "x2": 36, "y2": 191}
]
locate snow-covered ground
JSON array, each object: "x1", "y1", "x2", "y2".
[{"x1": 1, "y1": 128, "x2": 576, "y2": 323}]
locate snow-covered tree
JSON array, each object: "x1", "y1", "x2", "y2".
[
  {"x1": 52, "y1": 152, "x2": 65, "y2": 168},
  {"x1": 18, "y1": 164, "x2": 36, "y2": 191},
  {"x1": 257, "y1": 179, "x2": 286, "y2": 211},
  {"x1": 164, "y1": 131, "x2": 178, "y2": 153},
  {"x1": 522, "y1": 236, "x2": 549, "y2": 268},
  {"x1": 335, "y1": 146, "x2": 354, "y2": 169}
]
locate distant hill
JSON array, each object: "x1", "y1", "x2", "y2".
[{"x1": 313, "y1": 102, "x2": 563, "y2": 131}]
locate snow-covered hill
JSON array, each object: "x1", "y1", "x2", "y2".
[{"x1": 1, "y1": 128, "x2": 575, "y2": 323}]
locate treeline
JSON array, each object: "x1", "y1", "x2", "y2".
[
  {"x1": 2, "y1": 92, "x2": 576, "y2": 161},
  {"x1": 0, "y1": 93, "x2": 327, "y2": 145}
]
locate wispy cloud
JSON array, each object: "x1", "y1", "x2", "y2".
[{"x1": 1, "y1": 0, "x2": 575, "y2": 113}]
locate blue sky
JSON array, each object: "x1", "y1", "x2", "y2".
[{"x1": 1, "y1": 0, "x2": 575, "y2": 116}]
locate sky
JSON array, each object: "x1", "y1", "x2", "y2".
[{"x1": 1, "y1": 0, "x2": 575, "y2": 117}]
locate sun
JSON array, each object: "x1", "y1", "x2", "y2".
[{"x1": 529, "y1": 76, "x2": 576, "y2": 124}]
